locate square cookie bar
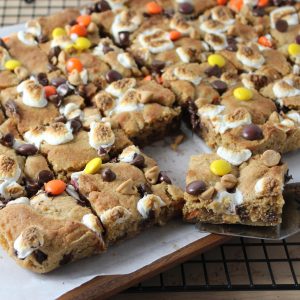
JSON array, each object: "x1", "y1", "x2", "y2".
[
  {"x1": 183, "y1": 150, "x2": 288, "y2": 226},
  {"x1": 73, "y1": 145, "x2": 184, "y2": 244}
]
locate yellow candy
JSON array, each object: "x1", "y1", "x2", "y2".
[
  {"x1": 233, "y1": 87, "x2": 253, "y2": 101},
  {"x1": 210, "y1": 159, "x2": 232, "y2": 176},
  {"x1": 208, "y1": 54, "x2": 226, "y2": 68},
  {"x1": 84, "y1": 158, "x2": 102, "y2": 174},
  {"x1": 52, "y1": 27, "x2": 67, "y2": 39},
  {"x1": 4, "y1": 59, "x2": 21, "y2": 71},
  {"x1": 74, "y1": 37, "x2": 91, "y2": 51},
  {"x1": 288, "y1": 43, "x2": 300, "y2": 57}
]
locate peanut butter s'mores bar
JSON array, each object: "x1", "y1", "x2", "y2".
[
  {"x1": 183, "y1": 150, "x2": 288, "y2": 226},
  {"x1": 73, "y1": 145, "x2": 184, "y2": 244}
]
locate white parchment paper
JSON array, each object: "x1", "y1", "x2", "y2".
[{"x1": 0, "y1": 24, "x2": 299, "y2": 300}]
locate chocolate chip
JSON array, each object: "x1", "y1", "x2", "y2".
[
  {"x1": 151, "y1": 60, "x2": 165, "y2": 73},
  {"x1": 70, "y1": 119, "x2": 82, "y2": 134},
  {"x1": 118, "y1": 31, "x2": 130, "y2": 47},
  {"x1": 33, "y1": 250, "x2": 48, "y2": 264},
  {"x1": 5, "y1": 100, "x2": 18, "y2": 115},
  {"x1": 236, "y1": 205, "x2": 249, "y2": 222},
  {"x1": 158, "y1": 171, "x2": 172, "y2": 184},
  {"x1": 37, "y1": 72, "x2": 49, "y2": 86},
  {"x1": 48, "y1": 46, "x2": 61, "y2": 60},
  {"x1": 48, "y1": 94, "x2": 63, "y2": 107},
  {"x1": 94, "y1": 0, "x2": 111, "y2": 12},
  {"x1": 164, "y1": 8, "x2": 175, "y2": 18},
  {"x1": 253, "y1": 7, "x2": 265, "y2": 17},
  {"x1": 69, "y1": 19, "x2": 77, "y2": 26},
  {"x1": 38, "y1": 170, "x2": 54, "y2": 185},
  {"x1": 25, "y1": 179, "x2": 40, "y2": 196},
  {"x1": 105, "y1": 70, "x2": 122, "y2": 83},
  {"x1": 0, "y1": 133, "x2": 14, "y2": 148},
  {"x1": 16, "y1": 144, "x2": 38, "y2": 156},
  {"x1": 57, "y1": 83, "x2": 70, "y2": 97},
  {"x1": 59, "y1": 253, "x2": 73, "y2": 266},
  {"x1": 38, "y1": 34, "x2": 49, "y2": 43},
  {"x1": 137, "y1": 183, "x2": 152, "y2": 196},
  {"x1": 205, "y1": 65, "x2": 222, "y2": 78},
  {"x1": 241, "y1": 124, "x2": 263, "y2": 141},
  {"x1": 250, "y1": 74, "x2": 268, "y2": 90},
  {"x1": 98, "y1": 147, "x2": 108, "y2": 157},
  {"x1": 131, "y1": 154, "x2": 145, "y2": 168},
  {"x1": 0, "y1": 38, "x2": 8, "y2": 50},
  {"x1": 50, "y1": 77, "x2": 66, "y2": 87},
  {"x1": 102, "y1": 45, "x2": 114, "y2": 54},
  {"x1": 226, "y1": 38, "x2": 238, "y2": 52},
  {"x1": 211, "y1": 80, "x2": 227, "y2": 94},
  {"x1": 54, "y1": 115, "x2": 67, "y2": 123},
  {"x1": 266, "y1": 210, "x2": 278, "y2": 223},
  {"x1": 186, "y1": 180, "x2": 206, "y2": 195},
  {"x1": 101, "y1": 167, "x2": 116, "y2": 182},
  {"x1": 296, "y1": 35, "x2": 300, "y2": 45},
  {"x1": 276, "y1": 19, "x2": 288, "y2": 32},
  {"x1": 178, "y1": 2, "x2": 194, "y2": 15},
  {"x1": 187, "y1": 100, "x2": 200, "y2": 131}
]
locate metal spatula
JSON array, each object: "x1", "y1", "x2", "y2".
[{"x1": 197, "y1": 183, "x2": 300, "y2": 240}]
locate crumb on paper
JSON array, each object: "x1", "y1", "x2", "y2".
[{"x1": 170, "y1": 134, "x2": 185, "y2": 151}]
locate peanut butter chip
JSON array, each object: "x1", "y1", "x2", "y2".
[
  {"x1": 22, "y1": 226, "x2": 44, "y2": 249},
  {"x1": 145, "y1": 166, "x2": 160, "y2": 184},
  {"x1": 262, "y1": 150, "x2": 281, "y2": 167},
  {"x1": 215, "y1": 182, "x2": 226, "y2": 192},
  {"x1": 201, "y1": 186, "x2": 215, "y2": 200},
  {"x1": 116, "y1": 179, "x2": 137, "y2": 195},
  {"x1": 221, "y1": 174, "x2": 238, "y2": 189},
  {"x1": 68, "y1": 70, "x2": 82, "y2": 86}
]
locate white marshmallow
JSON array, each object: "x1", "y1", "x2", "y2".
[
  {"x1": 217, "y1": 147, "x2": 252, "y2": 166},
  {"x1": 137, "y1": 194, "x2": 166, "y2": 219},
  {"x1": 119, "y1": 145, "x2": 140, "y2": 163},
  {"x1": 82, "y1": 214, "x2": 102, "y2": 235},
  {"x1": 214, "y1": 189, "x2": 244, "y2": 214}
]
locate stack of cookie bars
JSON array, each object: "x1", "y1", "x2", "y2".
[{"x1": 0, "y1": 0, "x2": 298, "y2": 273}]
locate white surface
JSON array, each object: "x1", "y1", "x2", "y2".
[{"x1": 0, "y1": 24, "x2": 300, "y2": 300}]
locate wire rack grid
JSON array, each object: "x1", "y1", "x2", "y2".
[{"x1": 1, "y1": 0, "x2": 300, "y2": 295}]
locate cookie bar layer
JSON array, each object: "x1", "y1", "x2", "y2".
[{"x1": 183, "y1": 151, "x2": 288, "y2": 226}]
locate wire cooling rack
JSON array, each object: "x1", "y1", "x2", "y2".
[{"x1": 1, "y1": 0, "x2": 300, "y2": 294}]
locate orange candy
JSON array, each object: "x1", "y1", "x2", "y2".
[
  {"x1": 258, "y1": 0, "x2": 269, "y2": 7},
  {"x1": 44, "y1": 86, "x2": 57, "y2": 98},
  {"x1": 45, "y1": 180, "x2": 66, "y2": 195},
  {"x1": 258, "y1": 36, "x2": 272, "y2": 48},
  {"x1": 217, "y1": 0, "x2": 228, "y2": 5},
  {"x1": 229, "y1": 0, "x2": 243, "y2": 12},
  {"x1": 76, "y1": 15, "x2": 91, "y2": 27},
  {"x1": 70, "y1": 24, "x2": 87, "y2": 37},
  {"x1": 169, "y1": 30, "x2": 182, "y2": 41},
  {"x1": 66, "y1": 58, "x2": 83, "y2": 73},
  {"x1": 146, "y1": 2, "x2": 163, "y2": 14}
]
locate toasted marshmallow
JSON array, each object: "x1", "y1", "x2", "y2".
[
  {"x1": 273, "y1": 77, "x2": 300, "y2": 98},
  {"x1": 176, "y1": 47, "x2": 195, "y2": 63},
  {"x1": 43, "y1": 122, "x2": 74, "y2": 145},
  {"x1": 106, "y1": 78, "x2": 136, "y2": 97},
  {"x1": 117, "y1": 52, "x2": 137, "y2": 69},
  {"x1": 0, "y1": 181, "x2": 24, "y2": 200},
  {"x1": 173, "y1": 64, "x2": 202, "y2": 85},
  {"x1": 13, "y1": 227, "x2": 44, "y2": 259},
  {"x1": 7, "y1": 197, "x2": 30, "y2": 206},
  {"x1": 89, "y1": 121, "x2": 115, "y2": 150},
  {"x1": 17, "y1": 31, "x2": 37, "y2": 46},
  {"x1": 211, "y1": 6, "x2": 235, "y2": 25},
  {"x1": 217, "y1": 147, "x2": 252, "y2": 166},
  {"x1": 59, "y1": 103, "x2": 83, "y2": 120},
  {"x1": 0, "y1": 155, "x2": 21, "y2": 181},
  {"x1": 200, "y1": 20, "x2": 227, "y2": 34},
  {"x1": 236, "y1": 45, "x2": 265, "y2": 69},
  {"x1": 170, "y1": 14, "x2": 195, "y2": 36},
  {"x1": 112, "y1": 10, "x2": 142, "y2": 43},
  {"x1": 51, "y1": 35, "x2": 73, "y2": 49},
  {"x1": 255, "y1": 177, "x2": 282, "y2": 196},
  {"x1": 25, "y1": 20, "x2": 42, "y2": 37},
  {"x1": 198, "y1": 104, "x2": 225, "y2": 118},
  {"x1": 270, "y1": 6, "x2": 299, "y2": 29},
  {"x1": 205, "y1": 33, "x2": 228, "y2": 51},
  {"x1": 23, "y1": 126, "x2": 45, "y2": 148},
  {"x1": 139, "y1": 28, "x2": 174, "y2": 54},
  {"x1": 119, "y1": 145, "x2": 140, "y2": 163},
  {"x1": 112, "y1": 89, "x2": 144, "y2": 114},
  {"x1": 17, "y1": 79, "x2": 47, "y2": 108},
  {"x1": 286, "y1": 111, "x2": 300, "y2": 124},
  {"x1": 100, "y1": 206, "x2": 132, "y2": 225},
  {"x1": 213, "y1": 189, "x2": 243, "y2": 214},
  {"x1": 137, "y1": 194, "x2": 166, "y2": 219},
  {"x1": 93, "y1": 39, "x2": 120, "y2": 58},
  {"x1": 82, "y1": 213, "x2": 103, "y2": 235},
  {"x1": 82, "y1": 108, "x2": 102, "y2": 128}
]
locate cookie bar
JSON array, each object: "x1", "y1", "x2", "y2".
[
  {"x1": 183, "y1": 150, "x2": 288, "y2": 226},
  {"x1": 73, "y1": 145, "x2": 184, "y2": 244}
]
